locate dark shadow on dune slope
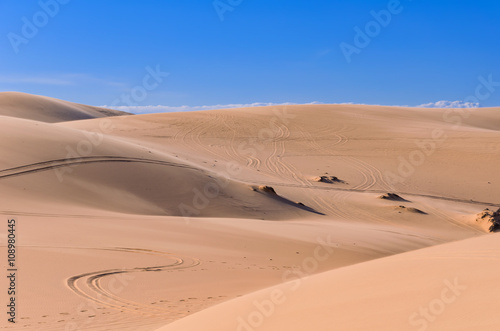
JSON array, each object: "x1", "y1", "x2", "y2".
[
  {"x1": 379, "y1": 193, "x2": 410, "y2": 202},
  {"x1": 252, "y1": 185, "x2": 325, "y2": 216},
  {"x1": 477, "y1": 208, "x2": 500, "y2": 232}
]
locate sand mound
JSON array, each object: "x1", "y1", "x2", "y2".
[
  {"x1": 0, "y1": 91, "x2": 129, "y2": 123},
  {"x1": 379, "y1": 193, "x2": 408, "y2": 201},
  {"x1": 394, "y1": 205, "x2": 427, "y2": 214},
  {"x1": 254, "y1": 185, "x2": 277, "y2": 195},
  {"x1": 313, "y1": 175, "x2": 342, "y2": 184},
  {"x1": 476, "y1": 208, "x2": 500, "y2": 232},
  {"x1": 251, "y1": 185, "x2": 323, "y2": 215}
]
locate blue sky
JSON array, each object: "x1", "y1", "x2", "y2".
[{"x1": 1, "y1": 0, "x2": 499, "y2": 112}]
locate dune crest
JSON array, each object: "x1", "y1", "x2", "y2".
[{"x1": 0, "y1": 91, "x2": 129, "y2": 123}]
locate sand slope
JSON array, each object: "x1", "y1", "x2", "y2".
[
  {"x1": 0, "y1": 116, "x2": 315, "y2": 219},
  {"x1": 159, "y1": 233, "x2": 500, "y2": 331},
  {"x1": 66, "y1": 104, "x2": 500, "y2": 204},
  {"x1": 0, "y1": 92, "x2": 129, "y2": 123}
]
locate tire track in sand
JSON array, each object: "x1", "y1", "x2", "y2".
[
  {"x1": 0, "y1": 156, "x2": 199, "y2": 180},
  {"x1": 66, "y1": 248, "x2": 200, "y2": 316}
]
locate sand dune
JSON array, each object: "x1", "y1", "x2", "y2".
[
  {"x1": 0, "y1": 94, "x2": 499, "y2": 330},
  {"x1": 1, "y1": 115, "x2": 318, "y2": 219},
  {"x1": 0, "y1": 92, "x2": 128, "y2": 123}
]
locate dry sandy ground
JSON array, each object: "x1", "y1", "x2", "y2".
[{"x1": 0, "y1": 92, "x2": 499, "y2": 330}]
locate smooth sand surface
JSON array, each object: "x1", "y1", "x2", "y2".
[
  {"x1": 0, "y1": 92, "x2": 128, "y2": 123},
  {"x1": 0, "y1": 94, "x2": 498, "y2": 330},
  {"x1": 159, "y1": 233, "x2": 500, "y2": 331}
]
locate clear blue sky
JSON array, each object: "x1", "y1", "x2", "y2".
[{"x1": 1, "y1": 0, "x2": 499, "y2": 111}]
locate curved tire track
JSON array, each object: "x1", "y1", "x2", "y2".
[
  {"x1": 0, "y1": 156, "x2": 200, "y2": 180},
  {"x1": 66, "y1": 248, "x2": 200, "y2": 316}
]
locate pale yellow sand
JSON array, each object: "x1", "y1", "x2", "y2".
[
  {"x1": 0, "y1": 92, "x2": 128, "y2": 123},
  {"x1": 159, "y1": 232, "x2": 500, "y2": 331},
  {"x1": 0, "y1": 93, "x2": 498, "y2": 330}
]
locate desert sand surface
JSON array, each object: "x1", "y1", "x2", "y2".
[
  {"x1": 0, "y1": 92, "x2": 128, "y2": 123},
  {"x1": 0, "y1": 92, "x2": 499, "y2": 330}
]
